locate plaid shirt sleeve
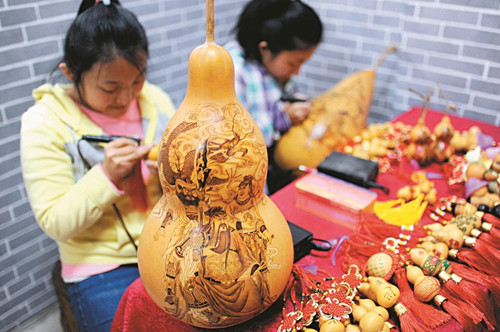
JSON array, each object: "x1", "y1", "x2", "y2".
[{"x1": 226, "y1": 41, "x2": 294, "y2": 147}]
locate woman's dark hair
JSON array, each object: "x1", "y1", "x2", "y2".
[
  {"x1": 234, "y1": 0, "x2": 323, "y2": 62},
  {"x1": 63, "y1": 0, "x2": 148, "y2": 94}
]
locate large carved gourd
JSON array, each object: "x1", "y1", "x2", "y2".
[{"x1": 137, "y1": 1, "x2": 293, "y2": 329}]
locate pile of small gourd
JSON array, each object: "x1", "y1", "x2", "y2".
[
  {"x1": 396, "y1": 171, "x2": 437, "y2": 205},
  {"x1": 463, "y1": 146, "x2": 500, "y2": 208},
  {"x1": 345, "y1": 86, "x2": 482, "y2": 170},
  {"x1": 344, "y1": 121, "x2": 411, "y2": 161},
  {"x1": 310, "y1": 279, "x2": 396, "y2": 332}
]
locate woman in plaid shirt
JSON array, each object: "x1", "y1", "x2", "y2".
[{"x1": 225, "y1": 0, "x2": 323, "y2": 193}]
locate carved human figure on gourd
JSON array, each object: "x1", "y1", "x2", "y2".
[{"x1": 137, "y1": 1, "x2": 293, "y2": 329}]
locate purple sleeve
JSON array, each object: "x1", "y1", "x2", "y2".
[{"x1": 272, "y1": 101, "x2": 291, "y2": 133}]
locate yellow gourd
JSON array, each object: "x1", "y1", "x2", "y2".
[
  {"x1": 147, "y1": 144, "x2": 159, "y2": 161},
  {"x1": 366, "y1": 252, "x2": 394, "y2": 278},
  {"x1": 419, "y1": 240, "x2": 449, "y2": 259},
  {"x1": 359, "y1": 311, "x2": 385, "y2": 332},
  {"x1": 424, "y1": 223, "x2": 465, "y2": 250},
  {"x1": 345, "y1": 325, "x2": 361, "y2": 332},
  {"x1": 137, "y1": 1, "x2": 293, "y2": 328},
  {"x1": 320, "y1": 319, "x2": 346, "y2": 332},
  {"x1": 274, "y1": 46, "x2": 397, "y2": 171},
  {"x1": 358, "y1": 297, "x2": 377, "y2": 311},
  {"x1": 352, "y1": 303, "x2": 368, "y2": 322},
  {"x1": 367, "y1": 276, "x2": 400, "y2": 308}
]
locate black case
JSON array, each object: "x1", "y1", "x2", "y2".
[
  {"x1": 288, "y1": 221, "x2": 314, "y2": 262},
  {"x1": 317, "y1": 151, "x2": 389, "y2": 193}
]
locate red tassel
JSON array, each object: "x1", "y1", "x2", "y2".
[
  {"x1": 358, "y1": 219, "x2": 426, "y2": 244},
  {"x1": 449, "y1": 247, "x2": 499, "y2": 276},
  {"x1": 339, "y1": 235, "x2": 382, "y2": 275},
  {"x1": 488, "y1": 225, "x2": 500, "y2": 240},
  {"x1": 468, "y1": 237, "x2": 500, "y2": 274},
  {"x1": 434, "y1": 294, "x2": 480, "y2": 332},
  {"x1": 476, "y1": 231, "x2": 500, "y2": 250},
  {"x1": 439, "y1": 271, "x2": 496, "y2": 330},
  {"x1": 482, "y1": 212, "x2": 500, "y2": 227},
  {"x1": 393, "y1": 268, "x2": 450, "y2": 329},
  {"x1": 394, "y1": 302, "x2": 432, "y2": 332},
  {"x1": 450, "y1": 261, "x2": 500, "y2": 307}
]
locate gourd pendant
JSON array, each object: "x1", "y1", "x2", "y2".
[{"x1": 137, "y1": 0, "x2": 294, "y2": 328}]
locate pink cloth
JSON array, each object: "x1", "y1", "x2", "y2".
[
  {"x1": 61, "y1": 263, "x2": 120, "y2": 282},
  {"x1": 79, "y1": 99, "x2": 143, "y2": 140},
  {"x1": 79, "y1": 99, "x2": 150, "y2": 182}
]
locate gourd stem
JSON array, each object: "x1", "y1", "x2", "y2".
[
  {"x1": 374, "y1": 44, "x2": 398, "y2": 71},
  {"x1": 437, "y1": 84, "x2": 456, "y2": 116},
  {"x1": 206, "y1": 0, "x2": 214, "y2": 43},
  {"x1": 409, "y1": 87, "x2": 432, "y2": 121}
]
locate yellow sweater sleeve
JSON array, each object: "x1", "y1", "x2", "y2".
[{"x1": 21, "y1": 103, "x2": 121, "y2": 241}]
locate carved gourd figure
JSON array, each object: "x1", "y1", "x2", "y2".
[{"x1": 137, "y1": 1, "x2": 293, "y2": 328}]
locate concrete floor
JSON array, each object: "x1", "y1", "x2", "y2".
[{"x1": 15, "y1": 304, "x2": 63, "y2": 332}]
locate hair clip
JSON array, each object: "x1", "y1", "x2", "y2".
[{"x1": 96, "y1": 0, "x2": 111, "y2": 5}]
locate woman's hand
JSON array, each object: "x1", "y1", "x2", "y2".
[
  {"x1": 284, "y1": 100, "x2": 311, "y2": 125},
  {"x1": 101, "y1": 138, "x2": 152, "y2": 187}
]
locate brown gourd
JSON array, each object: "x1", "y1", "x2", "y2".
[
  {"x1": 274, "y1": 46, "x2": 397, "y2": 171},
  {"x1": 406, "y1": 265, "x2": 441, "y2": 302},
  {"x1": 430, "y1": 86, "x2": 456, "y2": 163},
  {"x1": 137, "y1": 1, "x2": 293, "y2": 328},
  {"x1": 406, "y1": 88, "x2": 433, "y2": 166}
]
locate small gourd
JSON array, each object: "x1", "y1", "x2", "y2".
[
  {"x1": 430, "y1": 86, "x2": 456, "y2": 163},
  {"x1": 367, "y1": 276, "x2": 400, "y2": 308},
  {"x1": 419, "y1": 240, "x2": 449, "y2": 259},
  {"x1": 366, "y1": 252, "x2": 394, "y2": 279},
  {"x1": 406, "y1": 265, "x2": 441, "y2": 302},
  {"x1": 345, "y1": 324, "x2": 361, "y2": 332},
  {"x1": 370, "y1": 306, "x2": 389, "y2": 321},
  {"x1": 466, "y1": 162, "x2": 488, "y2": 179},
  {"x1": 448, "y1": 214, "x2": 482, "y2": 235},
  {"x1": 358, "y1": 283, "x2": 377, "y2": 304},
  {"x1": 352, "y1": 302, "x2": 389, "y2": 332},
  {"x1": 359, "y1": 311, "x2": 385, "y2": 332},
  {"x1": 320, "y1": 319, "x2": 345, "y2": 332},
  {"x1": 452, "y1": 202, "x2": 478, "y2": 215},
  {"x1": 358, "y1": 298, "x2": 377, "y2": 311},
  {"x1": 352, "y1": 303, "x2": 368, "y2": 322},
  {"x1": 424, "y1": 223, "x2": 464, "y2": 250},
  {"x1": 397, "y1": 185, "x2": 412, "y2": 201},
  {"x1": 147, "y1": 144, "x2": 159, "y2": 161},
  {"x1": 409, "y1": 248, "x2": 452, "y2": 276},
  {"x1": 406, "y1": 88, "x2": 433, "y2": 166}
]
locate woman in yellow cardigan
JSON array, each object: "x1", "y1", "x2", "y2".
[{"x1": 20, "y1": 0, "x2": 175, "y2": 331}]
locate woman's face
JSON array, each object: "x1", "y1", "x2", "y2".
[
  {"x1": 259, "y1": 42, "x2": 317, "y2": 85},
  {"x1": 64, "y1": 54, "x2": 146, "y2": 117}
]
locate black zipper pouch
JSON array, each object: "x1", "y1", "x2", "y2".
[{"x1": 317, "y1": 151, "x2": 389, "y2": 194}]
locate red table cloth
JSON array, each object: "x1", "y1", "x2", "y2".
[{"x1": 111, "y1": 107, "x2": 500, "y2": 332}]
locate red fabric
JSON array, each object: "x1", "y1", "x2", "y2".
[
  {"x1": 111, "y1": 278, "x2": 284, "y2": 332},
  {"x1": 111, "y1": 107, "x2": 500, "y2": 331}
]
